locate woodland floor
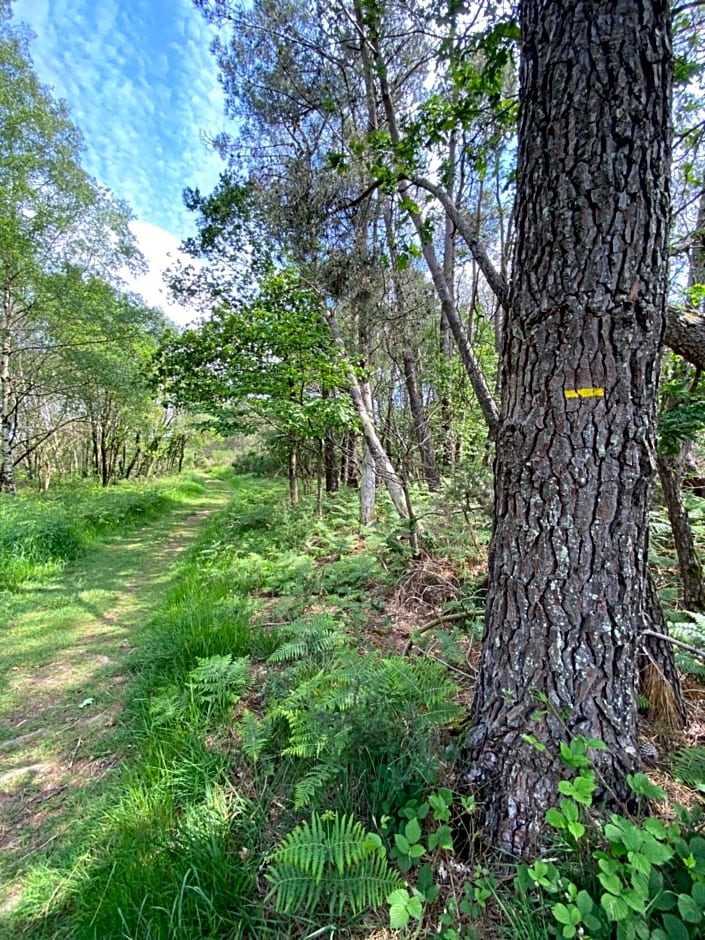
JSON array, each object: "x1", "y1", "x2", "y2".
[
  {"x1": 2, "y1": 477, "x2": 704, "y2": 938},
  {"x1": 0, "y1": 476, "x2": 232, "y2": 918}
]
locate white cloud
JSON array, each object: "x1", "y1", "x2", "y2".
[
  {"x1": 125, "y1": 220, "x2": 200, "y2": 328},
  {"x1": 12, "y1": 0, "x2": 227, "y2": 241}
]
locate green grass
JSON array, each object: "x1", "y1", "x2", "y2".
[
  {"x1": 1, "y1": 475, "x2": 468, "y2": 938},
  {"x1": 0, "y1": 472, "x2": 234, "y2": 938},
  {"x1": 0, "y1": 475, "x2": 209, "y2": 591},
  {"x1": 12, "y1": 468, "x2": 702, "y2": 940}
]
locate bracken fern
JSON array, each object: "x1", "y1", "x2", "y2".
[
  {"x1": 267, "y1": 613, "x2": 347, "y2": 663},
  {"x1": 668, "y1": 746, "x2": 705, "y2": 789},
  {"x1": 265, "y1": 811, "x2": 402, "y2": 918}
]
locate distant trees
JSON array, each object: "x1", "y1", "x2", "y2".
[
  {"x1": 158, "y1": 267, "x2": 357, "y2": 506},
  {"x1": 0, "y1": 4, "x2": 186, "y2": 491}
]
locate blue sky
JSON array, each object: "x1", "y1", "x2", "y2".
[{"x1": 12, "y1": 0, "x2": 228, "y2": 321}]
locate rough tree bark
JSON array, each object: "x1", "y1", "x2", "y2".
[{"x1": 466, "y1": 0, "x2": 673, "y2": 856}]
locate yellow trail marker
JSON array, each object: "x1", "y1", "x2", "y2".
[{"x1": 564, "y1": 387, "x2": 605, "y2": 399}]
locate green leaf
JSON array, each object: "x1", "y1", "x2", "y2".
[
  {"x1": 661, "y1": 913, "x2": 691, "y2": 940},
  {"x1": 395, "y1": 832, "x2": 411, "y2": 854},
  {"x1": 641, "y1": 836, "x2": 674, "y2": 865},
  {"x1": 522, "y1": 733, "x2": 546, "y2": 751},
  {"x1": 546, "y1": 808, "x2": 566, "y2": 829},
  {"x1": 651, "y1": 890, "x2": 677, "y2": 912},
  {"x1": 677, "y1": 892, "x2": 702, "y2": 924},
  {"x1": 601, "y1": 892, "x2": 630, "y2": 921},
  {"x1": 405, "y1": 818, "x2": 422, "y2": 844},
  {"x1": 552, "y1": 902, "x2": 581, "y2": 926},
  {"x1": 567, "y1": 820, "x2": 586, "y2": 840},
  {"x1": 621, "y1": 889, "x2": 646, "y2": 914},
  {"x1": 406, "y1": 895, "x2": 424, "y2": 920},
  {"x1": 408, "y1": 843, "x2": 425, "y2": 859},
  {"x1": 627, "y1": 851, "x2": 651, "y2": 876},
  {"x1": 389, "y1": 902, "x2": 410, "y2": 929},
  {"x1": 571, "y1": 773, "x2": 596, "y2": 805},
  {"x1": 599, "y1": 871, "x2": 624, "y2": 896},
  {"x1": 560, "y1": 798, "x2": 579, "y2": 823},
  {"x1": 428, "y1": 825, "x2": 454, "y2": 851},
  {"x1": 575, "y1": 890, "x2": 594, "y2": 916},
  {"x1": 692, "y1": 881, "x2": 705, "y2": 908},
  {"x1": 387, "y1": 889, "x2": 409, "y2": 906},
  {"x1": 644, "y1": 818, "x2": 668, "y2": 839},
  {"x1": 627, "y1": 773, "x2": 666, "y2": 800}
]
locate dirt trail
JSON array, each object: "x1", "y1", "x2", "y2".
[{"x1": 0, "y1": 478, "x2": 231, "y2": 914}]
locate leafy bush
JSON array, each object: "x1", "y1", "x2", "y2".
[{"x1": 518, "y1": 740, "x2": 705, "y2": 940}]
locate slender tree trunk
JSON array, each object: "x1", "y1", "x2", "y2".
[
  {"x1": 0, "y1": 286, "x2": 17, "y2": 495},
  {"x1": 124, "y1": 432, "x2": 142, "y2": 480},
  {"x1": 380, "y1": 196, "x2": 441, "y2": 489},
  {"x1": 402, "y1": 344, "x2": 441, "y2": 490},
  {"x1": 322, "y1": 388, "x2": 339, "y2": 493},
  {"x1": 658, "y1": 453, "x2": 705, "y2": 609},
  {"x1": 324, "y1": 429, "x2": 338, "y2": 493},
  {"x1": 315, "y1": 438, "x2": 324, "y2": 518},
  {"x1": 364, "y1": 25, "x2": 501, "y2": 437},
  {"x1": 657, "y1": 190, "x2": 705, "y2": 608},
  {"x1": 360, "y1": 442, "x2": 376, "y2": 526},
  {"x1": 100, "y1": 424, "x2": 110, "y2": 487},
  {"x1": 341, "y1": 432, "x2": 358, "y2": 488},
  {"x1": 359, "y1": 381, "x2": 378, "y2": 526},
  {"x1": 288, "y1": 445, "x2": 298, "y2": 506},
  {"x1": 641, "y1": 568, "x2": 688, "y2": 728},
  {"x1": 466, "y1": 0, "x2": 674, "y2": 857},
  {"x1": 439, "y1": 139, "x2": 457, "y2": 470},
  {"x1": 323, "y1": 308, "x2": 409, "y2": 520}
]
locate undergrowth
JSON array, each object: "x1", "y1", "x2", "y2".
[
  {"x1": 0, "y1": 474, "x2": 206, "y2": 590},
  {"x1": 5, "y1": 471, "x2": 705, "y2": 940}
]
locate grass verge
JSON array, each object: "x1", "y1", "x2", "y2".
[{"x1": 0, "y1": 472, "x2": 233, "y2": 935}]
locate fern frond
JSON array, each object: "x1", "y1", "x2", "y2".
[
  {"x1": 187, "y1": 654, "x2": 251, "y2": 712},
  {"x1": 266, "y1": 812, "x2": 402, "y2": 917},
  {"x1": 238, "y1": 709, "x2": 271, "y2": 761},
  {"x1": 293, "y1": 765, "x2": 336, "y2": 809},
  {"x1": 669, "y1": 746, "x2": 705, "y2": 789},
  {"x1": 267, "y1": 614, "x2": 347, "y2": 663},
  {"x1": 668, "y1": 613, "x2": 705, "y2": 677}
]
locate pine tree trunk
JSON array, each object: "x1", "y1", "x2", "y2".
[{"x1": 467, "y1": 0, "x2": 673, "y2": 857}]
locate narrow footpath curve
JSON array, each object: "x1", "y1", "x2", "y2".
[{"x1": 0, "y1": 475, "x2": 232, "y2": 916}]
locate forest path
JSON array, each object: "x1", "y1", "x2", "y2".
[{"x1": 0, "y1": 474, "x2": 232, "y2": 916}]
